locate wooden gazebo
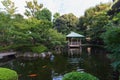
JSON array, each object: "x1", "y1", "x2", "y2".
[{"x1": 66, "y1": 32, "x2": 84, "y2": 48}]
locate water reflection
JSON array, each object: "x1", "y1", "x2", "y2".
[
  {"x1": 0, "y1": 47, "x2": 113, "y2": 80},
  {"x1": 87, "y1": 47, "x2": 91, "y2": 55},
  {"x1": 53, "y1": 76, "x2": 62, "y2": 80},
  {"x1": 68, "y1": 47, "x2": 82, "y2": 56},
  {"x1": 52, "y1": 70, "x2": 62, "y2": 80}
]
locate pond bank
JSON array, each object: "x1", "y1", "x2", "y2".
[
  {"x1": 16, "y1": 52, "x2": 52, "y2": 58},
  {"x1": 0, "y1": 52, "x2": 52, "y2": 59},
  {"x1": 0, "y1": 52, "x2": 16, "y2": 59}
]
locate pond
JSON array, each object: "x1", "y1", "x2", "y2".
[{"x1": 0, "y1": 47, "x2": 113, "y2": 80}]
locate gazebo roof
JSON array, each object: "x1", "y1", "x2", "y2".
[{"x1": 66, "y1": 32, "x2": 84, "y2": 38}]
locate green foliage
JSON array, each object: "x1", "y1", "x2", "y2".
[
  {"x1": 53, "y1": 12, "x2": 60, "y2": 22},
  {"x1": 1, "y1": 0, "x2": 17, "y2": 15},
  {"x1": 102, "y1": 27, "x2": 120, "y2": 48},
  {"x1": 62, "y1": 72, "x2": 99, "y2": 80},
  {"x1": 0, "y1": 8, "x2": 65, "y2": 52},
  {"x1": 102, "y1": 3, "x2": 120, "y2": 71},
  {"x1": 108, "y1": 0, "x2": 120, "y2": 15},
  {"x1": 112, "y1": 13, "x2": 120, "y2": 24},
  {"x1": 31, "y1": 45, "x2": 47, "y2": 53},
  {"x1": 0, "y1": 46, "x2": 12, "y2": 52},
  {"x1": 0, "y1": 12, "x2": 12, "y2": 46},
  {"x1": 0, "y1": 68, "x2": 18, "y2": 80},
  {"x1": 35, "y1": 8, "x2": 52, "y2": 21},
  {"x1": 54, "y1": 13, "x2": 79, "y2": 34},
  {"x1": 24, "y1": 0, "x2": 43, "y2": 18},
  {"x1": 111, "y1": 61, "x2": 120, "y2": 71},
  {"x1": 46, "y1": 29, "x2": 66, "y2": 48},
  {"x1": 8, "y1": 18, "x2": 52, "y2": 51},
  {"x1": 28, "y1": 19, "x2": 53, "y2": 44},
  {"x1": 78, "y1": 3, "x2": 110, "y2": 44},
  {"x1": 101, "y1": 2, "x2": 120, "y2": 71},
  {"x1": 102, "y1": 26, "x2": 120, "y2": 70}
]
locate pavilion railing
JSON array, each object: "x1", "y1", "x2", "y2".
[{"x1": 68, "y1": 42, "x2": 81, "y2": 45}]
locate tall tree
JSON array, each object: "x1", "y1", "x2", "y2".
[
  {"x1": 35, "y1": 8, "x2": 52, "y2": 21},
  {"x1": 54, "y1": 13, "x2": 79, "y2": 34},
  {"x1": 1, "y1": 0, "x2": 17, "y2": 15},
  {"x1": 108, "y1": 0, "x2": 120, "y2": 15},
  {"x1": 102, "y1": 23, "x2": 120, "y2": 80},
  {"x1": 53, "y1": 12, "x2": 60, "y2": 22},
  {"x1": 102, "y1": 11, "x2": 120, "y2": 79},
  {"x1": 0, "y1": 12, "x2": 12, "y2": 46},
  {"x1": 78, "y1": 3, "x2": 110, "y2": 44},
  {"x1": 24, "y1": 0, "x2": 43, "y2": 18}
]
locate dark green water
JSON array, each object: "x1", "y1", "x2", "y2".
[{"x1": 0, "y1": 47, "x2": 113, "y2": 80}]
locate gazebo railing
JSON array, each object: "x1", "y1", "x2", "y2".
[{"x1": 68, "y1": 42, "x2": 81, "y2": 45}]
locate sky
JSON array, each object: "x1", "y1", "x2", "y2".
[{"x1": 0, "y1": 0, "x2": 112, "y2": 17}]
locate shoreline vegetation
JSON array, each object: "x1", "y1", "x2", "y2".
[
  {"x1": 16, "y1": 51, "x2": 52, "y2": 58},
  {"x1": 0, "y1": 44, "x2": 105, "y2": 59},
  {"x1": 0, "y1": 0, "x2": 120, "y2": 80}
]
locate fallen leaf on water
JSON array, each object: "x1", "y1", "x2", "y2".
[
  {"x1": 28, "y1": 74, "x2": 38, "y2": 77},
  {"x1": 42, "y1": 65, "x2": 47, "y2": 68}
]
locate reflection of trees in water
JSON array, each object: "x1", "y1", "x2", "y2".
[
  {"x1": 0, "y1": 59, "x2": 15, "y2": 67},
  {"x1": 81, "y1": 47, "x2": 113, "y2": 80},
  {"x1": 52, "y1": 55, "x2": 68, "y2": 74},
  {"x1": 9, "y1": 58, "x2": 52, "y2": 80},
  {"x1": 68, "y1": 47, "x2": 82, "y2": 57},
  {"x1": 67, "y1": 46, "x2": 113, "y2": 80},
  {"x1": 0, "y1": 47, "x2": 113, "y2": 80}
]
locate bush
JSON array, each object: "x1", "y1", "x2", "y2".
[
  {"x1": 0, "y1": 68, "x2": 18, "y2": 80},
  {"x1": 62, "y1": 71, "x2": 99, "y2": 80},
  {"x1": 31, "y1": 45, "x2": 47, "y2": 53}
]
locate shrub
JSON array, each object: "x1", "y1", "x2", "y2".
[
  {"x1": 31, "y1": 45, "x2": 47, "y2": 53},
  {"x1": 0, "y1": 68, "x2": 18, "y2": 80},
  {"x1": 62, "y1": 71, "x2": 99, "y2": 80}
]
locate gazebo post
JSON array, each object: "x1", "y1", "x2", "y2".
[
  {"x1": 80, "y1": 39, "x2": 81, "y2": 45},
  {"x1": 77, "y1": 38, "x2": 78, "y2": 45},
  {"x1": 68, "y1": 38, "x2": 70, "y2": 48}
]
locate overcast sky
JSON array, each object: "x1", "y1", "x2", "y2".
[{"x1": 0, "y1": 0, "x2": 112, "y2": 17}]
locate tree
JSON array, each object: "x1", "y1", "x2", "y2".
[
  {"x1": 108, "y1": 0, "x2": 120, "y2": 15},
  {"x1": 77, "y1": 16, "x2": 88, "y2": 35},
  {"x1": 7, "y1": 17, "x2": 53, "y2": 52},
  {"x1": 35, "y1": 8, "x2": 52, "y2": 21},
  {"x1": 0, "y1": 0, "x2": 65, "y2": 52},
  {"x1": 102, "y1": 25, "x2": 120, "y2": 78},
  {"x1": 0, "y1": 12, "x2": 12, "y2": 47},
  {"x1": 1, "y1": 0, "x2": 17, "y2": 15},
  {"x1": 28, "y1": 19, "x2": 53, "y2": 44},
  {"x1": 24, "y1": 0, "x2": 43, "y2": 18},
  {"x1": 102, "y1": 13, "x2": 120, "y2": 77},
  {"x1": 54, "y1": 13, "x2": 79, "y2": 34},
  {"x1": 46, "y1": 29, "x2": 66, "y2": 49},
  {"x1": 13, "y1": 14, "x2": 24, "y2": 21},
  {"x1": 53, "y1": 12, "x2": 60, "y2": 22},
  {"x1": 102, "y1": 6, "x2": 120, "y2": 79},
  {"x1": 78, "y1": 3, "x2": 110, "y2": 44}
]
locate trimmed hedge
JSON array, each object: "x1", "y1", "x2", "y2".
[
  {"x1": 0, "y1": 68, "x2": 18, "y2": 80},
  {"x1": 62, "y1": 71, "x2": 99, "y2": 80}
]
